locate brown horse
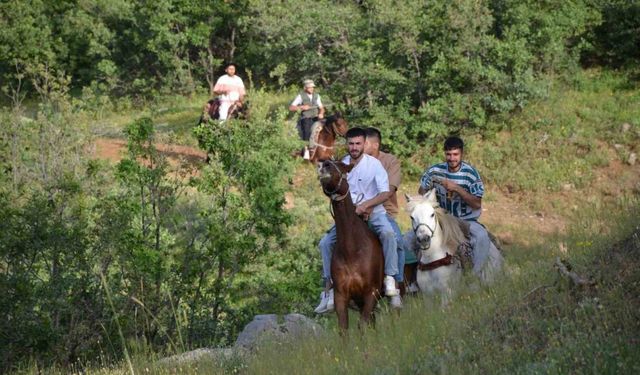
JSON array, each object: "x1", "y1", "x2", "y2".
[
  {"x1": 308, "y1": 113, "x2": 348, "y2": 163},
  {"x1": 200, "y1": 98, "x2": 244, "y2": 122},
  {"x1": 318, "y1": 160, "x2": 384, "y2": 331}
]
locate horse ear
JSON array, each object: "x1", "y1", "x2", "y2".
[
  {"x1": 341, "y1": 163, "x2": 354, "y2": 173},
  {"x1": 425, "y1": 189, "x2": 438, "y2": 206}
]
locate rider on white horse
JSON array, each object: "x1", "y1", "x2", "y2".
[{"x1": 418, "y1": 136, "x2": 491, "y2": 276}]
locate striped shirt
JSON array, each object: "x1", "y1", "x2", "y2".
[{"x1": 419, "y1": 161, "x2": 484, "y2": 220}]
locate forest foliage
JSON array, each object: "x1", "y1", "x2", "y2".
[{"x1": 1, "y1": 0, "x2": 639, "y2": 371}]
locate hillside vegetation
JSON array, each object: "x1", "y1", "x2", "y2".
[{"x1": 1, "y1": 1, "x2": 639, "y2": 373}]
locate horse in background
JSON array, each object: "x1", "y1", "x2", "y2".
[
  {"x1": 307, "y1": 113, "x2": 348, "y2": 163},
  {"x1": 318, "y1": 160, "x2": 384, "y2": 331},
  {"x1": 404, "y1": 190, "x2": 503, "y2": 303},
  {"x1": 199, "y1": 98, "x2": 244, "y2": 123}
]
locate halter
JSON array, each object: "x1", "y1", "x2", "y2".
[
  {"x1": 321, "y1": 161, "x2": 350, "y2": 201},
  {"x1": 412, "y1": 210, "x2": 437, "y2": 249},
  {"x1": 413, "y1": 212, "x2": 457, "y2": 271},
  {"x1": 413, "y1": 222, "x2": 436, "y2": 238}
]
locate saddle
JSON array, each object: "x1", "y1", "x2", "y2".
[
  {"x1": 454, "y1": 221, "x2": 504, "y2": 271},
  {"x1": 308, "y1": 121, "x2": 324, "y2": 150}
]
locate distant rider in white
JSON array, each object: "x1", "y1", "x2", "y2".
[{"x1": 213, "y1": 63, "x2": 245, "y2": 121}]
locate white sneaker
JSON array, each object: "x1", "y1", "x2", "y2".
[
  {"x1": 314, "y1": 291, "x2": 328, "y2": 314},
  {"x1": 303, "y1": 147, "x2": 310, "y2": 160},
  {"x1": 390, "y1": 294, "x2": 403, "y2": 309},
  {"x1": 384, "y1": 276, "x2": 398, "y2": 296},
  {"x1": 325, "y1": 289, "x2": 334, "y2": 312},
  {"x1": 314, "y1": 289, "x2": 334, "y2": 314}
]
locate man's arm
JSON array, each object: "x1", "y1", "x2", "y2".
[
  {"x1": 355, "y1": 192, "x2": 390, "y2": 216},
  {"x1": 440, "y1": 179, "x2": 482, "y2": 210},
  {"x1": 289, "y1": 95, "x2": 307, "y2": 112},
  {"x1": 418, "y1": 168, "x2": 432, "y2": 195},
  {"x1": 318, "y1": 105, "x2": 325, "y2": 119}
]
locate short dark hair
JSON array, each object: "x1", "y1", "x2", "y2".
[
  {"x1": 444, "y1": 136, "x2": 464, "y2": 152},
  {"x1": 225, "y1": 62, "x2": 237, "y2": 70},
  {"x1": 364, "y1": 127, "x2": 381, "y2": 143},
  {"x1": 345, "y1": 127, "x2": 366, "y2": 139}
]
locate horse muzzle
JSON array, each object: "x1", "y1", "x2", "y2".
[{"x1": 416, "y1": 235, "x2": 432, "y2": 250}]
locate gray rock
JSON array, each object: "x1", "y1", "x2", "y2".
[
  {"x1": 234, "y1": 313, "x2": 323, "y2": 352},
  {"x1": 234, "y1": 314, "x2": 280, "y2": 351},
  {"x1": 629, "y1": 152, "x2": 637, "y2": 166},
  {"x1": 281, "y1": 313, "x2": 323, "y2": 339},
  {"x1": 158, "y1": 313, "x2": 323, "y2": 367},
  {"x1": 158, "y1": 347, "x2": 235, "y2": 366}
]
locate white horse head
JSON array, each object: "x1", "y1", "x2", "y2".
[{"x1": 405, "y1": 190, "x2": 467, "y2": 253}]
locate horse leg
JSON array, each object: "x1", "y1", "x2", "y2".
[
  {"x1": 358, "y1": 292, "x2": 378, "y2": 329},
  {"x1": 334, "y1": 292, "x2": 349, "y2": 333}
]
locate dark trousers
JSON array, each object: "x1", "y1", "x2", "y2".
[{"x1": 298, "y1": 117, "x2": 317, "y2": 141}]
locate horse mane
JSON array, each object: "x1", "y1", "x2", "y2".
[
  {"x1": 435, "y1": 207, "x2": 468, "y2": 251},
  {"x1": 406, "y1": 196, "x2": 468, "y2": 252}
]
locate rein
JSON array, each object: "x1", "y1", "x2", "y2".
[{"x1": 322, "y1": 161, "x2": 349, "y2": 202}]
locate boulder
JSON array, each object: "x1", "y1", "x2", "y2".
[
  {"x1": 157, "y1": 347, "x2": 236, "y2": 366},
  {"x1": 234, "y1": 313, "x2": 323, "y2": 352},
  {"x1": 159, "y1": 313, "x2": 323, "y2": 367}
]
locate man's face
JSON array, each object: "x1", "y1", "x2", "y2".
[
  {"x1": 226, "y1": 65, "x2": 236, "y2": 76},
  {"x1": 304, "y1": 85, "x2": 314, "y2": 94},
  {"x1": 364, "y1": 138, "x2": 378, "y2": 155},
  {"x1": 445, "y1": 148, "x2": 463, "y2": 172},
  {"x1": 348, "y1": 136, "x2": 365, "y2": 160}
]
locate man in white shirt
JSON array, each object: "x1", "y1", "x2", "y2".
[
  {"x1": 315, "y1": 127, "x2": 401, "y2": 313},
  {"x1": 213, "y1": 63, "x2": 246, "y2": 120}
]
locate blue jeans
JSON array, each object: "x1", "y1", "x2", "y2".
[
  {"x1": 319, "y1": 212, "x2": 398, "y2": 282},
  {"x1": 468, "y1": 220, "x2": 490, "y2": 275},
  {"x1": 387, "y1": 214, "x2": 405, "y2": 283}
]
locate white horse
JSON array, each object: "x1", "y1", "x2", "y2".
[{"x1": 404, "y1": 190, "x2": 503, "y2": 302}]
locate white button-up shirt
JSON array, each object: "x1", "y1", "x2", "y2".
[{"x1": 342, "y1": 153, "x2": 390, "y2": 215}]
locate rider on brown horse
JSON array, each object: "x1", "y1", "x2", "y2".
[
  {"x1": 315, "y1": 127, "x2": 402, "y2": 314},
  {"x1": 212, "y1": 63, "x2": 245, "y2": 121},
  {"x1": 289, "y1": 79, "x2": 325, "y2": 159}
]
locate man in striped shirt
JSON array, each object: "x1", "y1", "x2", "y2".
[{"x1": 418, "y1": 136, "x2": 490, "y2": 274}]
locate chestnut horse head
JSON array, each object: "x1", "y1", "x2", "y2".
[
  {"x1": 318, "y1": 160, "x2": 385, "y2": 331},
  {"x1": 310, "y1": 112, "x2": 348, "y2": 163}
]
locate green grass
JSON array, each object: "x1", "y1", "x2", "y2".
[
  {"x1": 12, "y1": 69, "x2": 640, "y2": 374},
  {"x1": 474, "y1": 69, "x2": 640, "y2": 194}
]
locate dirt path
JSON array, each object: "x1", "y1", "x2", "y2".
[{"x1": 91, "y1": 137, "x2": 207, "y2": 169}]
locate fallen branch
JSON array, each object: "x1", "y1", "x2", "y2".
[
  {"x1": 521, "y1": 284, "x2": 552, "y2": 301},
  {"x1": 554, "y1": 257, "x2": 596, "y2": 287}
]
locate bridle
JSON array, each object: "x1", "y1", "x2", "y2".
[
  {"x1": 412, "y1": 211, "x2": 456, "y2": 271},
  {"x1": 412, "y1": 220, "x2": 436, "y2": 249},
  {"x1": 313, "y1": 119, "x2": 347, "y2": 151},
  {"x1": 321, "y1": 161, "x2": 349, "y2": 201}
]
